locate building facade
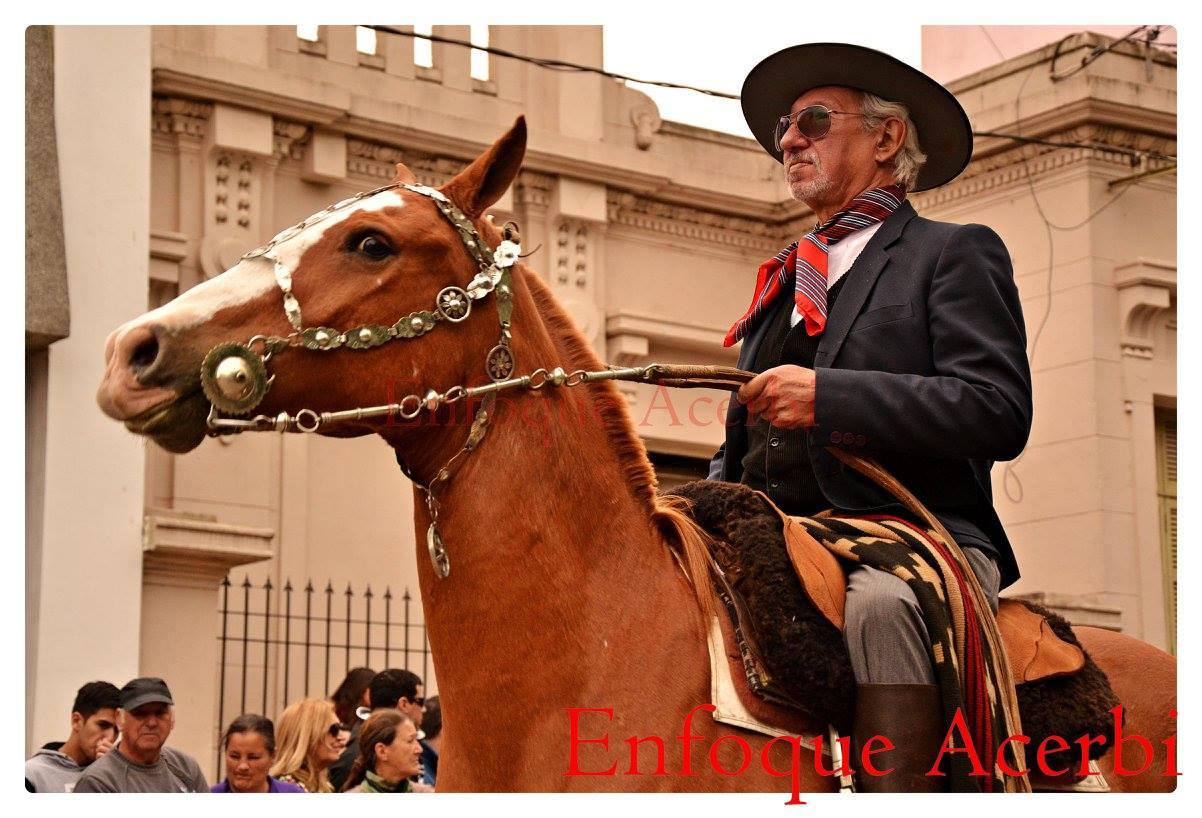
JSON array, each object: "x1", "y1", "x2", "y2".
[{"x1": 26, "y1": 25, "x2": 1175, "y2": 778}]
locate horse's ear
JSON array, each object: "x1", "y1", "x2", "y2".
[
  {"x1": 393, "y1": 162, "x2": 417, "y2": 184},
  {"x1": 441, "y1": 117, "x2": 526, "y2": 219}
]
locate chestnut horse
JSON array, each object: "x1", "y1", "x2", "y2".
[{"x1": 97, "y1": 118, "x2": 1175, "y2": 794}]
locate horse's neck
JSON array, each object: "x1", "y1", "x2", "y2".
[
  {"x1": 395, "y1": 282, "x2": 712, "y2": 751},
  {"x1": 418, "y1": 374, "x2": 689, "y2": 669}
]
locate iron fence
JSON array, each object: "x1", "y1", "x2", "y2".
[{"x1": 215, "y1": 576, "x2": 430, "y2": 769}]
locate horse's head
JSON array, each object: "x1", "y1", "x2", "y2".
[{"x1": 97, "y1": 118, "x2": 528, "y2": 455}]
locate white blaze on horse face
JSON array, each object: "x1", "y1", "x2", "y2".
[
  {"x1": 133, "y1": 190, "x2": 405, "y2": 333},
  {"x1": 268, "y1": 190, "x2": 405, "y2": 291}
]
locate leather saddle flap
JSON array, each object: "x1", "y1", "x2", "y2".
[
  {"x1": 775, "y1": 505, "x2": 846, "y2": 632},
  {"x1": 996, "y1": 598, "x2": 1086, "y2": 683}
]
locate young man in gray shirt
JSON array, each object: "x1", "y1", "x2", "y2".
[
  {"x1": 26, "y1": 681, "x2": 120, "y2": 792},
  {"x1": 73, "y1": 677, "x2": 207, "y2": 793}
]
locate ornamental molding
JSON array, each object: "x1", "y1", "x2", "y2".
[
  {"x1": 142, "y1": 511, "x2": 274, "y2": 589},
  {"x1": 515, "y1": 171, "x2": 556, "y2": 208},
  {"x1": 152, "y1": 96, "x2": 212, "y2": 139},
  {"x1": 913, "y1": 139, "x2": 1176, "y2": 214},
  {"x1": 345, "y1": 138, "x2": 467, "y2": 187},
  {"x1": 1114, "y1": 258, "x2": 1176, "y2": 360},
  {"x1": 606, "y1": 190, "x2": 781, "y2": 252},
  {"x1": 606, "y1": 309, "x2": 735, "y2": 359},
  {"x1": 273, "y1": 119, "x2": 310, "y2": 160}
]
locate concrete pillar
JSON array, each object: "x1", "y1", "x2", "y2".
[
  {"x1": 139, "y1": 514, "x2": 274, "y2": 780},
  {"x1": 28, "y1": 25, "x2": 151, "y2": 755}
]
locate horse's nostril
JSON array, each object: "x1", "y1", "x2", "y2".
[{"x1": 129, "y1": 334, "x2": 160, "y2": 371}]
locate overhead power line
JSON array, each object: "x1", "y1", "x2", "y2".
[
  {"x1": 365, "y1": 25, "x2": 739, "y2": 99},
  {"x1": 365, "y1": 26, "x2": 1175, "y2": 163}
]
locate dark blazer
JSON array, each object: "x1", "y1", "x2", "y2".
[{"x1": 708, "y1": 202, "x2": 1031, "y2": 588}]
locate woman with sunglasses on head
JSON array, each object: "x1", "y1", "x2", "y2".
[
  {"x1": 338, "y1": 709, "x2": 423, "y2": 793},
  {"x1": 211, "y1": 714, "x2": 305, "y2": 793},
  {"x1": 268, "y1": 698, "x2": 347, "y2": 793}
]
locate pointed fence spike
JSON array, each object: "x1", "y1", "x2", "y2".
[
  {"x1": 325, "y1": 581, "x2": 334, "y2": 594},
  {"x1": 345, "y1": 582, "x2": 353, "y2": 596},
  {"x1": 264, "y1": 578, "x2": 273, "y2": 590},
  {"x1": 241, "y1": 576, "x2": 252, "y2": 588},
  {"x1": 364, "y1": 584, "x2": 373, "y2": 598},
  {"x1": 305, "y1": 579, "x2": 314, "y2": 593},
  {"x1": 284, "y1": 579, "x2": 293, "y2": 592},
  {"x1": 383, "y1": 587, "x2": 393, "y2": 600}
]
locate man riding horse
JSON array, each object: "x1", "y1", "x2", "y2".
[{"x1": 709, "y1": 43, "x2": 1032, "y2": 792}]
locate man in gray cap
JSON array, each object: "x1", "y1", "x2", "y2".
[
  {"x1": 74, "y1": 677, "x2": 208, "y2": 792},
  {"x1": 711, "y1": 43, "x2": 1032, "y2": 791}
]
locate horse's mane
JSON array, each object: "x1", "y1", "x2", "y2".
[
  {"x1": 519, "y1": 267, "x2": 660, "y2": 512},
  {"x1": 517, "y1": 265, "x2": 717, "y2": 624}
]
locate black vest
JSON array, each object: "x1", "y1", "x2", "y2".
[{"x1": 740, "y1": 276, "x2": 848, "y2": 515}]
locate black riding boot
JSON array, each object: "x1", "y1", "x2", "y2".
[{"x1": 851, "y1": 683, "x2": 947, "y2": 793}]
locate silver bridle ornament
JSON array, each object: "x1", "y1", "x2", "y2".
[
  {"x1": 198, "y1": 182, "x2": 522, "y2": 579},
  {"x1": 200, "y1": 182, "x2": 521, "y2": 419}
]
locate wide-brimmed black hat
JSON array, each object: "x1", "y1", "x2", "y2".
[{"x1": 741, "y1": 42, "x2": 972, "y2": 191}]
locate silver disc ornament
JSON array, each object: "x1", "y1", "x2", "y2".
[
  {"x1": 436, "y1": 286, "x2": 471, "y2": 322},
  {"x1": 486, "y1": 344, "x2": 515, "y2": 381},
  {"x1": 201, "y1": 342, "x2": 271, "y2": 415}
]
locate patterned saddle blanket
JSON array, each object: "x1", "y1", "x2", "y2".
[{"x1": 667, "y1": 479, "x2": 1121, "y2": 786}]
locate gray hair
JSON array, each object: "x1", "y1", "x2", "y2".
[{"x1": 858, "y1": 92, "x2": 927, "y2": 190}]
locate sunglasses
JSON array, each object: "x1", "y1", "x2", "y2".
[
  {"x1": 328, "y1": 722, "x2": 348, "y2": 738},
  {"x1": 774, "y1": 105, "x2": 860, "y2": 151}
]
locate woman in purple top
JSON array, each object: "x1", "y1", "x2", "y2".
[{"x1": 211, "y1": 714, "x2": 305, "y2": 793}]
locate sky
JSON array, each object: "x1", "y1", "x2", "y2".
[{"x1": 601, "y1": 21, "x2": 916, "y2": 138}]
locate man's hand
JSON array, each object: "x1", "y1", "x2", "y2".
[
  {"x1": 93, "y1": 737, "x2": 114, "y2": 758},
  {"x1": 737, "y1": 365, "x2": 816, "y2": 429}
]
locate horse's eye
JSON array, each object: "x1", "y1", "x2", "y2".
[{"x1": 354, "y1": 233, "x2": 393, "y2": 260}]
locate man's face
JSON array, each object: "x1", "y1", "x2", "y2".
[
  {"x1": 120, "y1": 702, "x2": 174, "y2": 756},
  {"x1": 779, "y1": 86, "x2": 883, "y2": 208},
  {"x1": 398, "y1": 685, "x2": 425, "y2": 730},
  {"x1": 71, "y1": 708, "x2": 119, "y2": 763}
]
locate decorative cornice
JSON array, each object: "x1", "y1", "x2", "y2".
[
  {"x1": 606, "y1": 189, "x2": 780, "y2": 252},
  {"x1": 913, "y1": 134, "x2": 1176, "y2": 213},
  {"x1": 152, "y1": 96, "x2": 212, "y2": 138}
]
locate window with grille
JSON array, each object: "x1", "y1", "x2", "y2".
[{"x1": 1156, "y1": 408, "x2": 1176, "y2": 654}]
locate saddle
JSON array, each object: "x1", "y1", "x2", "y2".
[{"x1": 667, "y1": 479, "x2": 1122, "y2": 775}]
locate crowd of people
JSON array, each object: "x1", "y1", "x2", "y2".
[{"x1": 26, "y1": 668, "x2": 442, "y2": 794}]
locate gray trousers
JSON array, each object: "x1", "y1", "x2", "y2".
[{"x1": 844, "y1": 547, "x2": 1001, "y2": 685}]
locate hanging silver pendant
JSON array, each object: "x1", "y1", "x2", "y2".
[
  {"x1": 427, "y1": 523, "x2": 451, "y2": 578},
  {"x1": 485, "y1": 344, "x2": 515, "y2": 381}
]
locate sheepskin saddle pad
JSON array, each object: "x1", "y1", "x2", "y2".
[{"x1": 667, "y1": 479, "x2": 1122, "y2": 762}]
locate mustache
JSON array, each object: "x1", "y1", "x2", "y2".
[{"x1": 785, "y1": 152, "x2": 819, "y2": 169}]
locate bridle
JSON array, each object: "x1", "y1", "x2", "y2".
[
  {"x1": 198, "y1": 181, "x2": 754, "y2": 579},
  {"x1": 199, "y1": 181, "x2": 528, "y2": 579}
]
